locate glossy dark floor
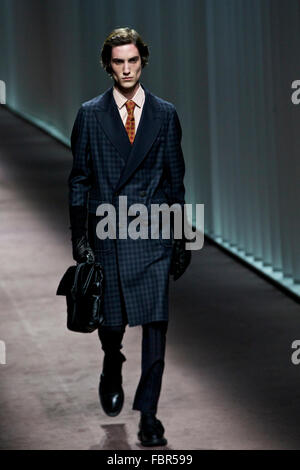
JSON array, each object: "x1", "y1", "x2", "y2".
[{"x1": 0, "y1": 106, "x2": 300, "y2": 449}]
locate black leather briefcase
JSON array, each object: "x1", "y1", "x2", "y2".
[{"x1": 56, "y1": 261, "x2": 104, "y2": 333}]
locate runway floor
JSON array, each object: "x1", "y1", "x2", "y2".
[{"x1": 0, "y1": 106, "x2": 300, "y2": 450}]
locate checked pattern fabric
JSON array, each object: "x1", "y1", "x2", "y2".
[
  {"x1": 125, "y1": 100, "x2": 136, "y2": 144},
  {"x1": 69, "y1": 84, "x2": 187, "y2": 327}
]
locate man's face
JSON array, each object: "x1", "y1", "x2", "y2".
[{"x1": 110, "y1": 43, "x2": 142, "y2": 91}]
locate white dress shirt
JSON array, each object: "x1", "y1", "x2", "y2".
[{"x1": 113, "y1": 83, "x2": 145, "y2": 133}]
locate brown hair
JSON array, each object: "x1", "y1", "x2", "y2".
[{"x1": 100, "y1": 27, "x2": 149, "y2": 75}]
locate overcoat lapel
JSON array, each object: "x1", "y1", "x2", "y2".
[{"x1": 93, "y1": 82, "x2": 163, "y2": 194}]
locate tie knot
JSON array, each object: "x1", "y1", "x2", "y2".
[{"x1": 125, "y1": 100, "x2": 135, "y2": 113}]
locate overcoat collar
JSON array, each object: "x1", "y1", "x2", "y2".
[{"x1": 93, "y1": 82, "x2": 163, "y2": 194}]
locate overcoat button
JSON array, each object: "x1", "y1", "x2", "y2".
[{"x1": 140, "y1": 191, "x2": 146, "y2": 197}]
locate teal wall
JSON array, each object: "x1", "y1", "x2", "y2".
[{"x1": 0, "y1": 0, "x2": 299, "y2": 296}]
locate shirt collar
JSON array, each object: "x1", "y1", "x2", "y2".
[{"x1": 113, "y1": 82, "x2": 144, "y2": 109}]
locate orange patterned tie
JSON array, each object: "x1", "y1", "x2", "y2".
[{"x1": 125, "y1": 100, "x2": 136, "y2": 145}]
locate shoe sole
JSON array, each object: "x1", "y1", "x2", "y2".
[{"x1": 137, "y1": 431, "x2": 167, "y2": 447}]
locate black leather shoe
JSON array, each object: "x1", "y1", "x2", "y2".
[
  {"x1": 99, "y1": 373, "x2": 124, "y2": 417},
  {"x1": 98, "y1": 352, "x2": 126, "y2": 417},
  {"x1": 138, "y1": 413, "x2": 168, "y2": 447}
]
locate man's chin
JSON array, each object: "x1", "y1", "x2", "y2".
[{"x1": 115, "y1": 79, "x2": 139, "y2": 91}]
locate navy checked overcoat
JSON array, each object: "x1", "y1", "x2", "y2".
[{"x1": 68, "y1": 82, "x2": 186, "y2": 327}]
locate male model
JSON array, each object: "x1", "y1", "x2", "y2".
[{"x1": 68, "y1": 27, "x2": 191, "y2": 447}]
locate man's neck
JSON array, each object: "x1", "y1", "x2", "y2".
[{"x1": 114, "y1": 81, "x2": 140, "y2": 100}]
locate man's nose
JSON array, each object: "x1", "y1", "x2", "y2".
[{"x1": 123, "y1": 62, "x2": 130, "y2": 74}]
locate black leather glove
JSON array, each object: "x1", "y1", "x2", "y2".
[
  {"x1": 72, "y1": 234, "x2": 95, "y2": 264},
  {"x1": 170, "y1": 238, "x2": 192, "y2": 281},
  {"x1": 69, "y1": 205, "x2": 95, "y2": 263},
  {"x1": 169, "y1": 210, "x2": 192, "y2": 281}
]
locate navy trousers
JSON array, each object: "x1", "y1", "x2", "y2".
[{"x1": 98, "y1": 320, "x2": 168, "y2": 414}]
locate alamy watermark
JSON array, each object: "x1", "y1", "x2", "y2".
[
  {"x1": 291, "y1": 340, "x2": 300, "y2": 365},
  {"x1": 95, "y1": 196, "x2": 204, "y2": 250},
  {"x1": 0, "y1": 340, "x2": 6, "y2": 365},
  {"x1": 0, "y1": 80, "x2": 6, "y2": 104},
  {"x1": 291, "y1": 80, "x2": 300, "y2": 105}
]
